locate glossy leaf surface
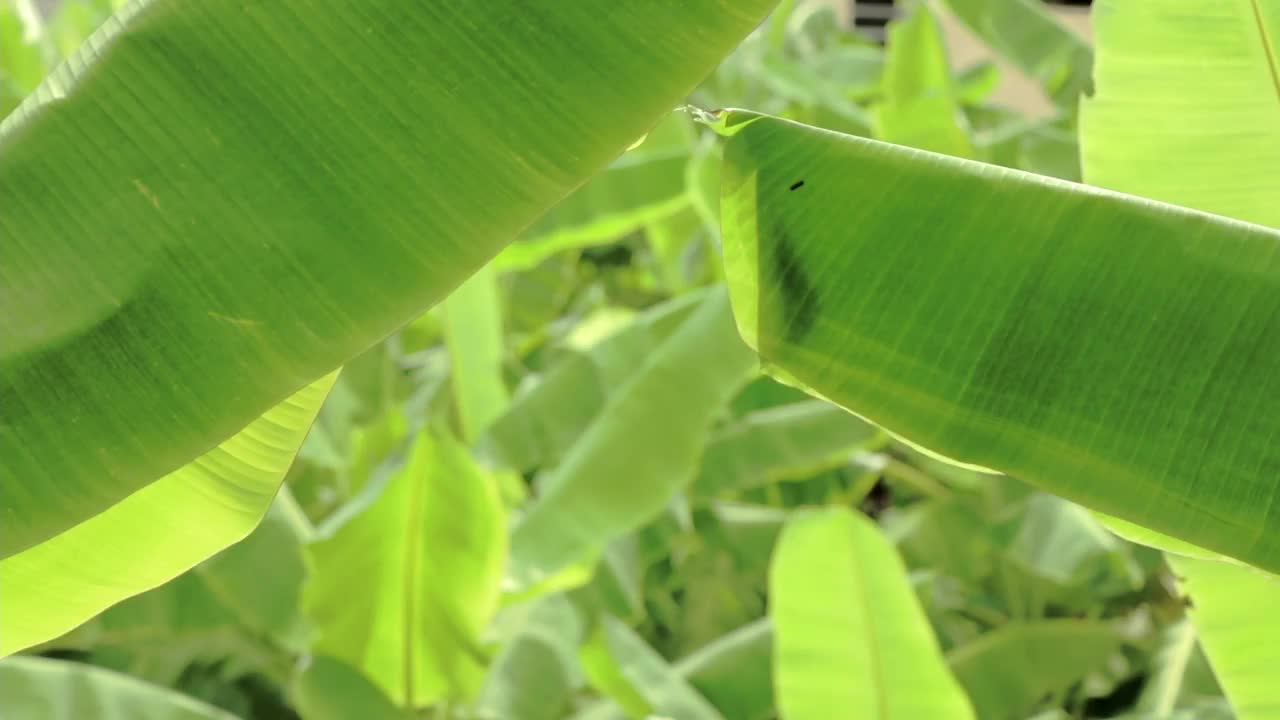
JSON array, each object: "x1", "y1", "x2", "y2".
[
  {"x1": 0, "y1": 374, "x2": 332, "y2": 654},
  {"x1": 0, "y1": 0, "x2": 776, "y2": 558},
  {"x1": 720, "y1": 112, "x2": 1280, "y2": 572}
]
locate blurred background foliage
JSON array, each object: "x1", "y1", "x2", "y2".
[{"x1": 1, "y1": 0, "x2": 1236, "y2": 718}]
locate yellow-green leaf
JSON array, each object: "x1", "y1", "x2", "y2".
[
  {"x1": 719, "y1": 112, "x2": 1280, "y2": 573},
  {"x1": 770, "y1": 507, "x2": 974, "y2": 719}
]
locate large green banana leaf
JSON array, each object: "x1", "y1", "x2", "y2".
[
  {"x1": 769, "y1": 507, "x2": 975, "y2": 719},
  {"x1": 1081, "y1": 2, "x2": 1280, "y2": 715},
  {"x1": 718, "y1": 111, "x2": 1280, "y2": 573},
  {"x1": 0, "y1": 373, "x2": 332, "y2": 654},
  {"x1": 0, "y1": 655, "x2": 237, "y2": 720},
  {"x1": 0, "y1": 0, "x2": 777, "y2": 559}
]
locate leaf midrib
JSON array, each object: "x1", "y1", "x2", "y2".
[
  {"x1": 402, "y1": 464, "x2": 427, "y2": 707},
  {"x1": 1246, "y1": 0, "x2": 1280, "y2": 111},
  {"x1": 851, "y1": 534, "x2": 890, "y2": 719}
]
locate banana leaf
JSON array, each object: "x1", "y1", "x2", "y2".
[
  {"x1": 0, "y1": 0, "x2": 776, "y2": 560},
  {"x1": 718, "y1": 111, "x2": 1280, "y2": 573},
  {"x1": 770, "y1": 507, "x2": 975, "y2": 719}
]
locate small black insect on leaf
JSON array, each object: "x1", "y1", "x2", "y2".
[{"x1": 789, "y1": 180, "x2": 805, "y2": 191}]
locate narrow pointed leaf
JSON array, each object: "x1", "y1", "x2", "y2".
[
  {"x1": 593, "y1": 537, "x2": 646, "y2": 621},
  {"x1": 578, "y1": 617, "x2": 725, "y2": 720},
  {"x1": 509, "y1": 288, "x2": 757, "y2": 584},
  {"x1": 478, "y1": 292, "x2": 703, "y2": 472},
  {"x1": 443, "y1": 265, "x2": 509, "y2": 442},
  {"x1": 875, "y1": 4, "x2": 975, "y2": 158},
  {"x1": 0, "y1": 0, "x2": 777, "y2": 558},
  {"x1": 1135, "y1": 619, "x2": 1199, "y2": 716},
  {"x1": 578, "y1": 621, "x2": 654, "y2": 719},
  {"x1": 720, "y1": 112, "x2": 1280, "y2": 572},
  {"x1": 691, "y1": 400, "x2": 879, "y2": 499},
  {"x1": 770, "y1": 507, "x2": 975, "y2": 719}
]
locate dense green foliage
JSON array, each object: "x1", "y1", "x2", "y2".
[{"x1": 3, "y1": 1, "x2": 1278, "y2": 719}]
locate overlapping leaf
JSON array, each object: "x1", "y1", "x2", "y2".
[
  {"x1": 443, "y1": 265, "x2": 509, "y2": 442},
  {"x1": 1082, "y1": 5, "x2": 1280, "y2": 718},
  {"x1": 0, "y1": 374, "x2": 333, "y2": 655},
  {"x1": 0, "y1": 0, "x2": 777, "y2": 560},
  {"x1": 719, "y1": 111, "x2": 1280, "y2": 572}
]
